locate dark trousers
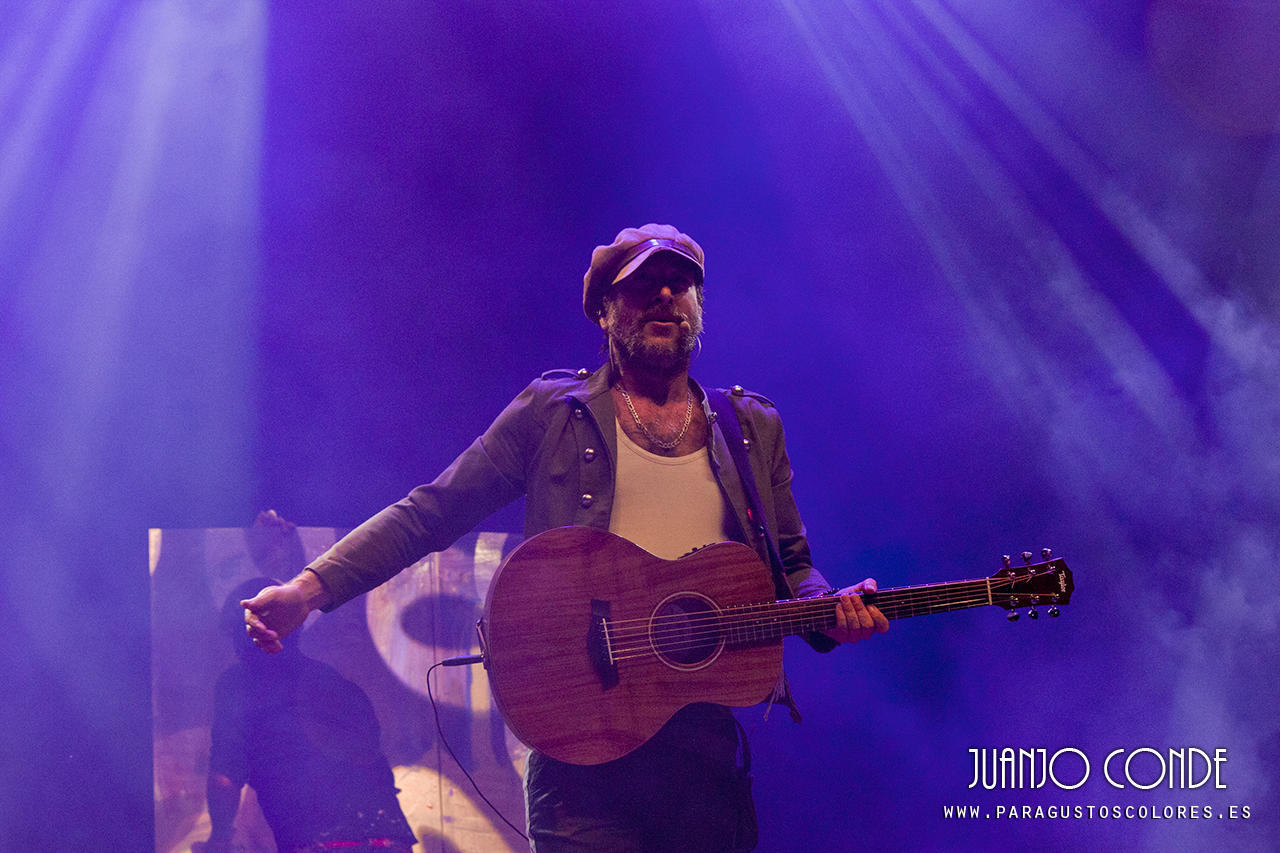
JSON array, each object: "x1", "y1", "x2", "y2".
[{"x1": 525, "y1": 719, "x2": 754, "y2": 853}]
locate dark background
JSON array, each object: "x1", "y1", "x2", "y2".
[{"x1": 2, "y1": 0, "x2": 1278, "y2": 850}]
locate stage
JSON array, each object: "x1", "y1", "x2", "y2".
[{"x1": 2, "y1": 1, "x2": 1278, "y2": 850}]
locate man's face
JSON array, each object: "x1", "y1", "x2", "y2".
[{"x1": 601, "y1": 252, "x2": 703, "y2": 372}]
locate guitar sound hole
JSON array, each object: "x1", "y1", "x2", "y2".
[{"x1": 650, "y1": 594, "x2": 723, "y2": 670}]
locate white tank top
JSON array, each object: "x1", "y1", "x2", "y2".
[{"x1": 608, "y1": 419, "x2": 730, "y2": 559}]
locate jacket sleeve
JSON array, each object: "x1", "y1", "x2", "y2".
[
  {"x1": 767, "y1": 424, "x2": 839, "y2": 653},
  {"x1": 306, "y1": 382, "x2": 543, "y2": 609}
]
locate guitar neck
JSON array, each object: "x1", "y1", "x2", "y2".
[
  {"x1": 722, "y1": 578, "x2": 994, "y2": 645},
  {"x1": 863, "y1": 579, "x2": 996, "y2": 621}
]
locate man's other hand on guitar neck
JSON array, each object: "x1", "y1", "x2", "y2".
[{"x1": 825, "y1": 579, "x2": 889, "y2": 644}]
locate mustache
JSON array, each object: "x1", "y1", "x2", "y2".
[{"x1": 641, "y1": 308, "x2": 690, "y2": 325}]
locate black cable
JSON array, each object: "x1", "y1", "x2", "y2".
[{"x1": 425, "y1": 661, "x2": 528, "y2": 841}]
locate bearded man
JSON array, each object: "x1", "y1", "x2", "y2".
[{"x1": 243, "y1": 224, "x2": 887, "y2": 852}]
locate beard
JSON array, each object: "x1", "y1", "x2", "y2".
[{"x1": 603, "y1": 299, "x2": 703, "y2": 374}]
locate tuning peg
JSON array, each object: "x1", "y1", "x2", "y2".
[
  {"x1": 1021, "y1": 551, "x2": 1034, "y2": 565},
  {"x1": 1049, "y1": 606, "x2": 1060, "y2": 617},
  {"x1": 1002, "y1": 555, "x2": 1012, "y2": 568},
  {"x1": 1041, "y1": 548, "x2": 1053, "y2": 559},
  {"x1": 1028, "y1": 607, "x2": 1039, "y2": 619},
  {"x1": 1007, "y1": 610, "x2": 1020, "y2": 622}
]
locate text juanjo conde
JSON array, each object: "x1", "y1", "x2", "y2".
[{"x1": 968, "y1": 747, "x2": 1228, "y2": 790}]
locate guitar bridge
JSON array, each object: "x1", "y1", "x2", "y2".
[{"x1": 589, "y1": 599, "x2": 619, "y2": 690}]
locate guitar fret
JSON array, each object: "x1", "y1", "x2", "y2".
[{"x1": 722, "y1": 599, "x2": 837, "y2": 647}]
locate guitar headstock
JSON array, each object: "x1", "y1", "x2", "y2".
[{"x1": 988, "y1": 550, "x2": 1073, "y2": 621}]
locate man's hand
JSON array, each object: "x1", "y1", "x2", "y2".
[
  {"x1": 241, "y1": 570, "x2": 331, "y2": 653},
  {"x1": 824, "y1": 579, "x2": 889, "y2": 644}
]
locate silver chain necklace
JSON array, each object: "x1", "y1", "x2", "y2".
[{"x1": 618, "y1": 386, "x2": 693, "y2": 450}]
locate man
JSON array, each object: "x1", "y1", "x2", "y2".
[{"x1": 244, "y1": 224, "x2": 888, "y2": 852}]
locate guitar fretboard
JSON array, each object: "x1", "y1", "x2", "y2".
[{"x1": 719, "y1": 578, "x2": 996, "y2": 645}]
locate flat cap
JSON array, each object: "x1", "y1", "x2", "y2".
[{"x1": 582, "y1": 224, "x2": 704, "y2": 323}]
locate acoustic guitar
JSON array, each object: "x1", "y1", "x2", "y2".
[{"x1": 477, "y1": 526, "x2": 1072, "y2": 765}]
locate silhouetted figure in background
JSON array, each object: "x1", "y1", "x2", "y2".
[{"x1": 193, "y1": 574, "x2": 417, "y2": 853}]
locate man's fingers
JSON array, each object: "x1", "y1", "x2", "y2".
[
  {"x1": 846, "y1": 579, "x2": 888, "y2": 637},
  {"x1": 241, "y1": 607, "x2": 276, "y2": 637},
  {"x1": 834, "y1": 595, "x2": 865, "y2": 642},
  {"x1": 242, "y1": 597, "x2": 285, "y2": 653},
  {"x1": 843, "y1": 592, "x2": 888, "y2": 641},
  {"x1": 824, "y1": 582, "x2": 889, "y2": 644},
  {"x1": 848, "y1": 593, "x2": 875, "y2": 634}
]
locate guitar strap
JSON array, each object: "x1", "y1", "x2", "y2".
[
  {"x1": 704, "y1": 388, "x2": 793, "y2": 605},
  {"x1": 706, "y1": 387, "x2": 809, "y2": 726}
]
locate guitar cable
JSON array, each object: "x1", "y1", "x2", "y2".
[{"x1": 425, "y1": 660, "x2": 529, "y2": 841}]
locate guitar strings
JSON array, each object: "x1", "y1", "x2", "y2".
[
  {"x1": 601, "y1": 575, "x2": 1052, "y2": 660},
  {"x1": 605, "y1": 596, "x2": 910, "y2": 660},
  {"x1": 605, "y1": 579, "x2": 996, "y2": 642},
  {"x1": 605, "y1": 594, "x2": 992, "y2": 661},
  {"x1": 607, "y1": 577, "x2": 1022, "y2": 642},
  {"x1": 603, "y1": 577, "x2": 999, "y2": 636},
  {"x1": 601, "y1": 572, "x2": 1046, "y2": 635}
]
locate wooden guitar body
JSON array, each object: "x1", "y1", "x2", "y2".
[{"x1": 480, "y1": 527, "x2": 782, "y2": 766}]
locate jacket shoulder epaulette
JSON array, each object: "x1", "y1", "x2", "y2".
[
  {"x1": 539, "y1": 368, "x2": 592, "y2": 382},
  {"x1": 717, "y1": 384, "x2": 775, "y2": 408}
]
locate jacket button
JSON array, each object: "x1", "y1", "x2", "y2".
[
  {"x1": 731, "y1": 385, "x2": 745, "y2": 396},
  {"x1": 573, "y1": 407, "x2": 585, "y2": 420},
  {"x1": 742, "y1": 438, "x2": 751, "y2": 450},
  {"x1": 576, "y1": 368, "x2": 590, "y2": 379},
  {"x1": 583, "y1": 448, "x2": 596, "y2": 462},
  {"x1": 581, "y1": 494, "x2": 594, "y2": 508}
]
